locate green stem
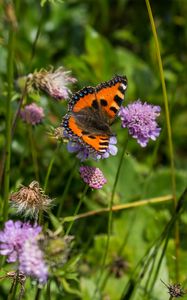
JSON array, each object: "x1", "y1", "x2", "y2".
[
  {"x1": 34, "y1": 287, "x2": 41, "y2": 300},
  {"x1": 44, "y1": 143, "x2": 61, "y2": 192},
  {"x1": 7, "y1": 273, "x2": 19, "y2": 300},
  {"x1": 30, "y1": 6, "x2": 44, "y2": 64},
  {"x1": 57, "y1": 160, "x2": 78, "y2": 217},
  {"x1": 28, "y1": 125, "x2": 39, "y2": 182},
  {"x1": 0, "y1": 4, "x2": 45, "y2": 187},
  {"x1": 3, "y1": 20, "x2": 15, "y2": 221},
  {"x1": 65, "y1": 185, "x2": 88, "y2": 235},
  {"x1": 145, "y1": 0, "x2": 179, "y2": 281},
  {"x1": 94, "y1": 137, "x2": 129, "y2": 295},
  {"x1": 46, "y1": 280, "x2": 51, "y2": 300}
]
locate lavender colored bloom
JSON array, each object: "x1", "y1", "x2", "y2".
[
  {"x1": 119, "y1": 100, "x2": 161, "y2": 147},
  {"x1": 20, "y1": 103, "x2": 44, "y2": 125},
  {"x1": 30, "y1": 67, "x2": 77, "y2": 100},
  {"x1": 0, "y1": 220, "x2": 48, "y2": 284},
  {"x1": 19, "y1": 237, "x2": 48, "y2": 284},
  {"x1": 79, "y1": 166, "x2": 107, "y2": 189},
  {"x1": 0, "y1": 220, "x2": 41, "y2": 262},
  {"x1": 65, "y1": 136, "x2": 118, "y2": 161}
]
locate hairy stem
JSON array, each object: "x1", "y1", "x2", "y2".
[{"x1": 63, "y1": 194, "x2": 172, "y2": 223}]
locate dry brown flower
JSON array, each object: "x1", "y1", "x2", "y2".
[{"x1": 10, "y1": 181, "x2": 52, "y2": 218}]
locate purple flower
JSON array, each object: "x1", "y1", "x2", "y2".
[
  {"x1": 65, "y1": 136, "x2": 118, "y2": 161},
  {"x1": 119, "y1": 100, "x2": 161, "y2": 147},
  {"x1": 0, "y1": 220, "x2": 41, "y2": 262},
  {"x1": 20, "y1": 103, "x2": 44, "y2": 125},
  {"x1": 79, "y1": 166, "x2": 107, "y2": 189},
  {"x1": 0, "y1": 220, "x2": 48, "y2": 284},
  {"x1": 19, "y1": 237, "x2": 48, "y2": 284},
  {"x1": 29, "y1": 67, "x2": 77, "y2": 100}
]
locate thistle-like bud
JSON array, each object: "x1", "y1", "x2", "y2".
[{"x1": 28, "y1": 67, "x2": 77, "y2": 100}]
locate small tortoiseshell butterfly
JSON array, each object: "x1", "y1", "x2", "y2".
[{"x1": 62, "y1": 75, "x2": 128, "y2": 154}]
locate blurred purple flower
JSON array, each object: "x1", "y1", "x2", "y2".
[
  {"x1": 0, "y1": 220, "x2": 41, "y2": 262},
  {"x1": 19, "y1": 237, "x2": 48, "y2": 284},
  {"x1": 20, "y1": 103, "x2": 44, "y2": 125},
  {"x1": 79, "y1": 166, "x2": 107, "y2": 189},
  {"x1": 119, "y1": 100, "x2": 161, "y2": 147},
  {"x1": 65, "y1": 136, "x2": 118, "y2": 161},
  {"x1": 29, "y1": 67, "x2": 77, "y2": 100},
  {"x1": 0, "y1": 220, "x2": 48, "y2": 284}
]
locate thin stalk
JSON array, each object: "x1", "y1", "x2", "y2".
[
  {"x1": 0, "y1": 5, "x2": 45, "y2": 186},
  {"x1": 57, "y1": 160, "x2": 78, "y2": 217},
  {"x1": 3, "y1": 23, "x2": 15, "y2": 221},
  {"x1": 28, "y1": 125, "x2": 39, "y2": 182},
  {"x1": 93, "y1": 137, "x2": 129, "y2": 296},
  {"x1": 7, "y1": 273, "x2": 19, "y2": 300},
  {"x1": 65, "y1": 185, "x2": 88, "y2": 235},
  {"x1": 145, "y1": 0, "x2": 179, "y2": 281},
  {"x1": 120, "y1": 197, "x2": 184, "y2": 300},
  {"x1": 34, "y1": 287, "x2": 41, "y2": 300},
  {"x1": 0, "y1": 78, "x2": 29, "y2": 187},
  {"x1": 44, "y1": 143, "x2": 61, "y2": 192},
  {"x1": 46, "y1": 280, "x2": 51, "y2": 300},
  {"x1": 63, "y1": 194, "x2": 172, "y2": 223},
  {"x1": 101, "y1": 211, "x2": 136, "y2": 291},
  {"x1": 30, "y1": 6, "x2": 44, "y2": 63},
  {"x1": 148, "y1": 231, "x2": 170, "y2": 293}
]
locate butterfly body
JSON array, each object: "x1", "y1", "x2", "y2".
[{"x1": 62, "y1": 75, "x2": 127, "y2": 154}]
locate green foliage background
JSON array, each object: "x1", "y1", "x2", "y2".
[{"x1": 0, "y1": 0, "x2": 187, "y2": 299}]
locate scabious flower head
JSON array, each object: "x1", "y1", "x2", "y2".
[
  {"x1": 119, "y1": 100, "x2": 161, "y2": 147},
  {"x1": 0, "y1": 220, "x2": 48, "y2": 284},
  {"x1": 0, "y1": 220, "x2": 41, "y2": 262},
  {"x1": 10, "y1": 181, "x2": 53, "y2": 218},
  {"x1": 28, "y1": 67, "x2": 77, "y2": 100},
  {"x1": 79, "y1": 166, "x2": 107, "y2": 189},
  {"x1": 65, "y1": 136, "x2": 118, "y2": 161},
  {"x1": 20, "y1": 103, "x2": 44, "y2": 125},
  {"x1": 19, "y1": 237, "x2": 48, "y2": 284}
]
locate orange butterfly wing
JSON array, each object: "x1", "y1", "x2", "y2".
[
  {"x1": 67, "y1": 116, "x2": 109, "y2": 153},
  {"x1": 62, "y1": 76, "x2": 127, "y2": 153},
  {"x1": 95, "y1": 76, "x2": 127, "y2": 120}
]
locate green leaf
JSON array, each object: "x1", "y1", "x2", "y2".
[
  {"x1": 143, "y1": 168, "x2": 187, "y2": 199},
  {"x1": 60, "y1": 278, "x2": 81, "y2": 297}
]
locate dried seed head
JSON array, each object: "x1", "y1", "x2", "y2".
[
  {"x1": 53, "y1": 126, "x2": 65, "y2": 141},
  {"x1": 0, "y1": 271, "x2": 26, "y2": 299},
  {"x1": 110, "y1": 256, "x2": 129, "y2": 278},
  {"x1": 161, "y1": 279, "x2": 186, "y2": 298},
  {"x1": 10, "y1": 181, "x2": 53, "y2": 218},
  {"x1": 6, "y1": 271, "x2": 26, "y2": 286}
]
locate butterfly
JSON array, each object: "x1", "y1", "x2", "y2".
[{"x1": 62, "y1": 75, "x2": 128, "y2": 154}]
